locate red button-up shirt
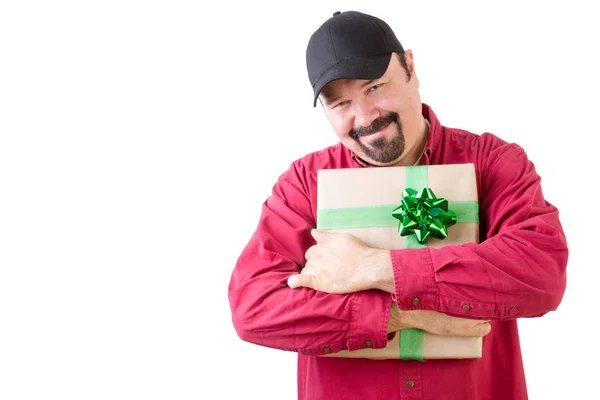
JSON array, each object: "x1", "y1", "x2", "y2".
[{"x1": 228, "y1": 104, "x2": 568, "y2": 400}]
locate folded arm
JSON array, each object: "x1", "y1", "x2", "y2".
[
  {"x1": 228, "y1": 166, "x2": 392, "y2": 355},
  {"x1": 388, "y1": 141, "x2": 568, "y2": 320}
]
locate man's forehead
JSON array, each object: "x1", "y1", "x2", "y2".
[
  {"x1": 320, "y1": 78, "x2": 379, "y2": 102},
  {"x1": 319, "y1": 55, "x2": 399, "y2": 102},
  {"x1": 322, "y1": 78, "x2": 359, "y2": 94}
]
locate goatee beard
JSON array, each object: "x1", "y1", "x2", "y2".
[{"x1": 349, "y1": 112, "x2": 405, "y2": 164}]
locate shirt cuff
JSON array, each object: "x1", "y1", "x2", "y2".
[
  {"x1": 390, "y1": 247, "x2": 439, "y2": 311},
  {"x1": 346, "y1": 290, "x2": 392, "y2": 351}
]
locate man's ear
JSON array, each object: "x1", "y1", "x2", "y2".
[
  {"x1": 405, "y1": 50, "x2": 415, "y2": 75},
  {"x1": 404, "y1": 49, "x2": 419, "y2": 86}
]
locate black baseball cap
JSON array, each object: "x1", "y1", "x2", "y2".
[{"x1": 306, "y1": 11, "x2": 404, "y2": 107}]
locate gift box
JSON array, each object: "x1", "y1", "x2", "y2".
[{"x1": 316, "y1": 163, "x2": 482, "y2": 360}]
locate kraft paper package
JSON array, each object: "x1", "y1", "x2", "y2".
[{"x1": 317, "y1": 163, "x2": 482, "y2": 360}]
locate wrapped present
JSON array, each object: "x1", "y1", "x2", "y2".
[{"x1": 316, "y1": 163, "x2": 482, "y2": 360}]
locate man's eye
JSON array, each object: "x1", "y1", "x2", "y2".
[
  {"x1": 334, "y1": 100, "x2": 349, "y2": 109},
  {"x1": 369, "y1": 84, "x2": 381, "y2": 92}
]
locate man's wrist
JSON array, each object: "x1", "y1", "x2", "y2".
[
  {"x1": 387, "y1": 302, "x2": 413, "y2": 333},
  {"x1": 361, "y1": 248, "x2": 395, "y2": 294}
]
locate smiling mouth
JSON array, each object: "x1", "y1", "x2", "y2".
[{"x1": 358, "y1": 121, "x2": 394, "y2": 138}]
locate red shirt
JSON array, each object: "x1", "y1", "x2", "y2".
[{"x1": 228, "y1": 104, "x2": 568, "y2": 400}]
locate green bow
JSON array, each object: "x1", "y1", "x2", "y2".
[{"x1": 391, "y1": 188, "x2": 457, "y2": 245}]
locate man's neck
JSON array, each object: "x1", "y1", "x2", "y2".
[
  {"x1": 413, "y1": 118, "x2": 430, "y2": 165},
  {"x1": 394, "y1": 117, "x2": 430, "y2": 167}
]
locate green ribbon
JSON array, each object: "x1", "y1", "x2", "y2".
[
  {"x1": 316, "y1": 201, "x2": 478, "y2": 231},
  {"x1": 399, "y1": 328, "x2": 425, "y2": 361},
  {"x1": 398, "y1": 166, "x2": 431, "y2": 361},
  {"x1": 400, "y1": 166, "x2": 428, "y2": 361}
]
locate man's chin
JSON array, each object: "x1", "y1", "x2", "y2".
[
  {"x1": 361, "y1": 142, "x2": 405, "y2": 166},
  {"x1": 359, "y1": 151, "x2": 404, "y2": 166},
  {"x1": 368, "y1": 158, "x2": 403, "y2": 167}
]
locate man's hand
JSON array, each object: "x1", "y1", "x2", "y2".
[
  {"x1": 287, "y1": 229, "x2": 390, "y2": 294},
  {"x1": 389, "y1": 302, "x2": 491, "y2": 337}
]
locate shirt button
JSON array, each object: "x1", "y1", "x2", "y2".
[
  {"x1": 462, "y1": 304, "x2": 471, "y2": 311},
  {"x1": 365, "y1": 340, "x2": 373, "y2": 347},
  {"x1": 323, "y1": 347, "x2": 331, "y2": 353},
  {"x1": 406, "y1": 380, "x2": 415, "y2": 388},
  {"x1": 411, "y1": 297, "x2": 420, "y2": 306}
]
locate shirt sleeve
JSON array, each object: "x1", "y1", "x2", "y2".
[
  {"x1": 389, "y1": 139, "x2": 568, "y2": 320},
  {"x1": 228, "y1": 163, "x2": 392, "y2": 355}
]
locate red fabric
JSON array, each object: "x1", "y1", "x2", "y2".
[{"x1": 228, "y1": 104, "x2": 568, "y2": 400}]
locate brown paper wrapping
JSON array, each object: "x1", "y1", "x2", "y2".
[{"x1": 317, "y1": 163, "x2": 483, "y2": 359}]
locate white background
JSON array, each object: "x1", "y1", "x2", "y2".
[{"x1": 0, "y1": 1, "x2": 597, "y2": 399}]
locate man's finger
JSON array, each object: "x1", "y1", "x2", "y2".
[
  {"x1": 304, "y1": 244, "x2": 319, "y2": 261},
  {"x1": 411, "y1": 311, "x2": 492, "y2": 337},
  {"x1": 474, "y1": 322, "x2": 491, "y2": 337},
  {"x1": 455, "y1": 318, "x2": 492, "y2": 337},
  {"x1": 449, "y1": 319, "x2": 492, "y2": 337},
  {"x1": 311, "y1": 229, "x2": 337, "y2": 243},
  {"x1": 287, "y1": 274, "x2": 314, "y2": 289}
]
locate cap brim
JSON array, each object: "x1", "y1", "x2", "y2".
[{"x1": 312, "y1": 53, "x2": 392, "y2": 107}]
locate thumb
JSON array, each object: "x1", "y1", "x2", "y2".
[
  {"x1": 457, "y1": 319, "x2": 492, "y2": 337},
  {"x1": 287, "y1": 274, "x2": 314, "y2": 289},
  {"x1": 311, "y1": 229, "x2": 336, "y2": 243},
  {"x1": 476, "y1": 321, "x2": 492, "y2": 337}
]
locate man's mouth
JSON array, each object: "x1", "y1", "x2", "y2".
[{"x1": 358, "y1": 121, "x2": 393, "y2": 138}]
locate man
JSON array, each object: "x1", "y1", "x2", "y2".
[{"x1": 228, "y1": 10, "x2": 568, "y2": 400}]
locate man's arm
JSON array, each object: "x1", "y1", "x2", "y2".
[
  {"x1": 228, "y1": 164, "x2": 392, "y2": 356},
  {"x1": 287, "y1": 138, "x2": 567, "y2": 322},
  {"x1": 388, "y1": 140, "x2": 568, "y2": 320},
  {"x1": 287, "y1": 229, "x2": 491, "y2": 337},
  {"x1": 387, "y1": 302, "x2": 491, "y2": 336}
]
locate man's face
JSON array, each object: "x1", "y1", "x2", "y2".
[{"x1": 319, "y1": 51, "x2": 424, "y2": 167}]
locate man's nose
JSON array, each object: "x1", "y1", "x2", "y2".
[{"x1": 353, "y1": 99, "x2": 380, "y2": 129}]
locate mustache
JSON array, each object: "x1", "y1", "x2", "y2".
[{"x1": 349, "y1": 112, "x2": 399, "y2": 139}]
